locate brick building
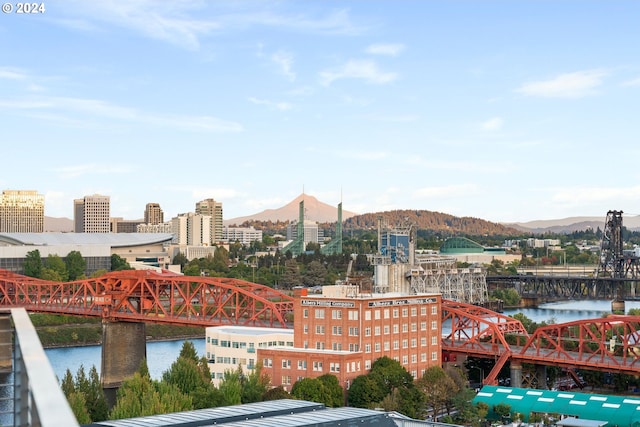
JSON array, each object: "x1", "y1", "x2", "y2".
[{"x1": 259, "y1": 285, "x2": 442, "y2": 391}]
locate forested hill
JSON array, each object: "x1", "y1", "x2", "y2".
[{"x1": 343, "y1": 210, "x2": 521, "y2": 235}]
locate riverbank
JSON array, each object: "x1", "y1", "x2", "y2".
[{"x1": 30, "y1": 314, "x2": 205, "y2": 348}]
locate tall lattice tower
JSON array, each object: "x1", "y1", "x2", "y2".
[{"x1": 598, "y1": 210, "x2": 625, "y2": 278}]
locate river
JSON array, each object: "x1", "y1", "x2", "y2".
[
  {"x1": 43, "y1": 300, "x2": 640, "y2": 382},
  {"x1": 46, "y1": 338, "x2": 206, "y2": 382}
]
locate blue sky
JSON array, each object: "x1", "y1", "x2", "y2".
[{"x1": 2, "y1": 1, "x2": 640, "y2": 224}]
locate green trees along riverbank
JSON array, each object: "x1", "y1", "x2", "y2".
[{"x1": 31, "y1": 313, "x2": 204, "y2": 347}]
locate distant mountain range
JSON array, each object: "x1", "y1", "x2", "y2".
[
  {"x1": 42, "y1": 195, "x2": 640, "y2": 235},
  {"x1": 224, "y1": 194, "x2": 357, "y2": 225},
  {"x1": 504, "y1": 215, "x2": 640, "y2": 233}
]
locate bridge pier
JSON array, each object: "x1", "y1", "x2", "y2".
[
  {"x1": 510, "y1": 361, "x2": 522, "y2": 388},
  {"x1": 0, "y1": 315, "x2": 12, "y2": 372},
  {"x1": 101, "y1": 320, "x2": 146, "y2": 406},
  {"x1": 536, "y1": 365, "x2": 547, "y2": 389}
]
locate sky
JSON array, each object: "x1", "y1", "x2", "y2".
[{"x1": 2, "y1": 1, "x2": 640, "y2": 224}]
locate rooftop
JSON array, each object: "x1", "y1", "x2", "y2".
[
  {"x1": 206, "y1": 326, "x2": 294, "y2": 336},
  {"x1": 0, "y1": 232, "x2": 174, "y2": 247}
]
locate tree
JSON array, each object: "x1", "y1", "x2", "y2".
[
  {"x1": 44, "y1": 254, "x2": 68, "y2": 281},
  {"x1": 303, "y1": 260, "x2": 327, "y2": 286},
  {"x1": 416, "y1": 366, "x2": 459, "y2": 420},
  {"x1": 262, "y1": 386, "x2": 290, "y2": 401},
  {"x1": 493, "y1": 402, "x2": 511, "y2": 420},
  {"x1": 280, "y1": 259, "x2": 302, "y2": 289},
  {"x1": 348, "y1": 375, "x2": 385, "y2": 408},
  {"x1": 172, "y1": 251, "x2": 188, "y2": 269},
  {"x1": 290, "y1": 377, "x2": 331, "y2": 405},
  {"x1": 67, "y1": 392, "x2": 92, "y2": 424},
  {"x1": 218, "y1": 367, "x2": 243, "y2": 406},
  {"x1": 23, "y1": 249, "x2": 43, "y2": 277},
  {"x1": 162, "y1": 341, "x2": 223, "y2": 410},
  {"x1": 110, "y1": 360, "x2": 192, "y2": 419},
  {"x1": 65, "y1": 250, "x2": 86, "y2": 281},
  {"x1": 111, "y1": 254, "x2": 131, "y2": 271},
  {"x1": 347, "y1": 357, "x2": 416, "y2": 413},
  {"x1": 85, "y1": 366, "x2": 109, "y2": 422},
  {"x1": 316, "y1": 374, "x2": 344, "y2": 407},
  {"x1": 241, "y1": 362, "x2": 270, "y2": 404}
]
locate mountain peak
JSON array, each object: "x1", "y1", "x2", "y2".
[{"x1": 224, "y1": 193, "x2": 358, "y2": 225}]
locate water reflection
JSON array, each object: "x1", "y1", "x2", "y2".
[
  {"x1": 0, "y1": 372, "x2": 12, "y2": 427},
  {"x1": 46, "y1": 339, "x2": 206, "y2": 383}
]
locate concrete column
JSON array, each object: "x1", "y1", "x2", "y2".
[
  {"x1": 0, "y1": 315, "x2": 12, "y2": 372},
  {"x1": 536, "y1": 364, "x2": 547, "y2": 389},
  {"x1": 510, "y1": 361, "x2": 522, "y2": 389},
  {"x1": 101, "y1": 321, "x2": 146, "y2": 406}
]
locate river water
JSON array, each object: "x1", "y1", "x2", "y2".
[
  {"x1": 42, "y1": 300, "x2": 640, "y2": 382},
  {"x1": 46, "y1": 338, "x2": 206, "y2": 382}
]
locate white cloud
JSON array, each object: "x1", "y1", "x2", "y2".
[
  {"x1": 515, "y1": 70, "x2": 607, "y2": 98},
  {"x1": 248, "y1": 97, "x2": 293, "y2": 111},
  {"x1": 271, "y1": 50, "x2": 296, "y2": 81},
  {"x1": 0, "y1": 67, "x2": 29, "y2": 80},
  {"x1": 58, "y1": 1, "x2": 219, "y2": 50},
  {"x1": 53, "y1": 163, "x2": 133, "y2": 179},
  {"x1": 320, "y1": 60, "x2": 397, "y2": 86},
  {"x1": 622, "y1": 77, "x2": 640, "y2": 87},
  {"x1": 365, "y1": 43, "x2": 405, "y2": 56},
  {"x1": 0, "y1": 96, "x2": 243, "y2": 132},
  {"x1": 481, "y1": 117, "x2": 503, "y2": 131},
  {"x1": 413, "y1": 184, "x2": 480, "y2": 199},
  {"x1": 58, "y1": 4, "x2": 363, "y2": 50},
  {"x1": 334, "y1": 149, "x2": 389, "y2": 161}
]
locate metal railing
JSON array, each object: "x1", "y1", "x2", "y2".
[{"x1": 1, "y1": 308, "x2": 79, "y2": 427}]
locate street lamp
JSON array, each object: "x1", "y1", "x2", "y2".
[{"x1": 470, "y1": 366, "x2": 484, "y2": 387}]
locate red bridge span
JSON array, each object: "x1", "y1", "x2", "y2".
[{"x1": 1, "y1": 269, "x2": 639, "y2": 390}]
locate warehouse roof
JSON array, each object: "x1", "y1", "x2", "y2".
[
  {"x1": 0, "y1": 232, "x2": 173, "y2": 248},
  {"x1": 473, "y1": 386, "x2": 640, "y2": 426},
  {"x1": 85, "y1": 399, "x2": 398, "y2": 427}
]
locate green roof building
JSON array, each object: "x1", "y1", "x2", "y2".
[{"x1": 473, "y1": 385, "x2": 640, "y2": 426}]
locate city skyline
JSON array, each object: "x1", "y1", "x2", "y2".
[{"x1": 2, "y1": 2, "x2": 640, "y2": 223}]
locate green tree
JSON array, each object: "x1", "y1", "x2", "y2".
[
  {"x1": 290, "y1": 377, "x2": 331, "y2": 405},
  {"x1": 40, "y1": 268, "x2": 64, "y2": 282},
  {"x1": 303, "y1": 260, "x2": 327, "y2": 286},
  {"x1": 347, "y1": 375, "x2": 385, "y2": 408},
  {"x1": 316, "y1": 374, "x2": 344, "y2": 407},
  {"x1": 172, "y1": 251, "x2": 188, "y2": 269},
  {"x1": 111, "y1": 254, "x2": 131, "y2": 271},
  {"x1": 416, "y1": 366, "x2": 459, "y2": 420},
  {"x1": 262, "y1": 386, "x2": 291, "y2": 401},
  {"x1": 85, "y1": 366, "x2": 109, "y2": 422},
  {"x1": 23, "y1": 249, "x2": 43, "y2": 277},
  {"x1": 162, "y1": 341, "x2": 223, "y2": 409},
  {"x1": 241, "y1": 362, "x2": 270, "y2": 404},
  {"x1": 65, "y1": 250, "x2": 86, "y2": 281},
  {"x1": 44, "y1": 254, "x2": 69, "y2": 281},
  {"x1": 110, "y1": 371, "x2": 192, "y2": 419},
  {"x1": 67, "y1": 392, "x2": 92, "y2": 424},
  {"x1": 280, "y1": 259, "x2": 302, "y2": 289},
  {"x1": 218, "y1": 367, "x2": 243, "y2": 405},
  {"x1": 493, "y1": 402, "x2": 511, "y2": 420}
]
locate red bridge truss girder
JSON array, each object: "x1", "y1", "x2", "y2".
[
  {"x1": 517, "y1": 315, "x2": 640, "y2": 375},
  {"x1": 441, "y1": 300, "x2": 530, "y2": 385},
  {"x1": 441, "y1": 299, "x2": 640, "y2": 384},
  {"x1": 0, "y1": 269, "x2": 294, "y2": 328}
]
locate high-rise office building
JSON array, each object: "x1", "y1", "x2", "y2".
[
  {"x1": 74, "y1": 194, "x2": 110, "y2": 233},
  {"x1": 170, "y1": 213, "x2": 212, "y2": 246},
  {"x1": 144, "y1": 203, "x2": 164, "y2": 225},
  {"x1": 0, "y1": 190, "x2": 45, "y2": 232},
  {"x1": 195, "y1": 198, "x2": 223, "y2": 243}
]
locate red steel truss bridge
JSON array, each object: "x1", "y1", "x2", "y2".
[
  {"x1": 0, "y1": 269, "x2": 294, "y2": 328},
  {"x1": 442, "y1": 300, "x2": 640, "y2": 385}
]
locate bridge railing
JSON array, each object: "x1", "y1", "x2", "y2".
[{"x1": 1, "y1": 308, "x2": 79, "y2": 427}]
